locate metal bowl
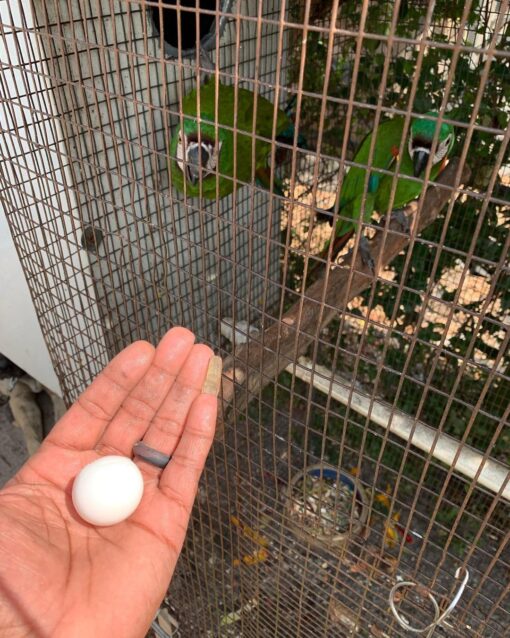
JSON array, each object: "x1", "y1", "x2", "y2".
[{"x1": 285, "y1": 463, "x2": 369, "y2": 548}]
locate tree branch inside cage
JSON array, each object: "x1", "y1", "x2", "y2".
[{"x1": 220, "y1": 158, "x2": 471, "y2": 420}]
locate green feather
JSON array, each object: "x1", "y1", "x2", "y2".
[
  {"x1": 169, "y1": 83, "x2": 291, "y2": 199},
  {"x1": 411, "y1": 111, "x2": 453, "y2": 142},
  {"x1": 332, "y1": 114, "x2": 454, "y2": 238}
]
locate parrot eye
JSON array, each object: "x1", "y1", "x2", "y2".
[
  {"x1": 175, "y1": 129, "x2": 187, "y2": 176},
  {"x1": 210, "y1": 141, "x2": 223, "y2": 168},
  {"x1": 432, "y1": 134, "x2": 452, "y2": 164},
  {"x1": 201, "y1": 142, "x2": 218, "y2": 172}
]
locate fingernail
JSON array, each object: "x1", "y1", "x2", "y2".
[{"x1": 202, "y1": 355, "x2": 222, "y2": 396}]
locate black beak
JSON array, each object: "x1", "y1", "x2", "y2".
[
  {"x1": 187, "y1": 165, "x2": 199, "y2": 186},
  {"x1": 413, "y1": 149, "x2": 430, "y2": 177}
]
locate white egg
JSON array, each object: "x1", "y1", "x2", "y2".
[{"x1": 72, "y1": 455, "x2": 144, "y2": 526}]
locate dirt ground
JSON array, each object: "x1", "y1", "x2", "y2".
[{"x1": 163, "y1": 405, "x2": 509, "y2": 638}]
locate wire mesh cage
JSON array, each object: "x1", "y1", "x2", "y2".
[{"x1": 1, "y1": 0, "x2": 509, "y2": 636}]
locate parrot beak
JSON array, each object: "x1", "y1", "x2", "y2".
[
  {"x1": 413, "y1": 149, "x2": 430, "y2": 177},
  {"x1": 185, "y1": 142, "x2": 213, "y2": 186},
  {"x1": 187, "y1": 166, "x2": 199, "y2": 186}
]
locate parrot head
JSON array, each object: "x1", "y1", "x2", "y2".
[
  {"x1": 175, "y1": 129, "x2": 222, "y2": 186},
  {"x1": 409, "y1": 112, "x2": 454, "y2": 177}
]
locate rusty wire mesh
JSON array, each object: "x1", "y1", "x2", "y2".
[{"x1": 1, "y1": 0, "x2": 509, "y2": 636}]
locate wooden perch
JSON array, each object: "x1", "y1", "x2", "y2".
[{"x1": 220, "y1": 158, "x2": 471, "y2": 423}]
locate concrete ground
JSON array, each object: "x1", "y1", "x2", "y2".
[{"x1": 0, "y1": 401, "x2": 28, "y2": 487}]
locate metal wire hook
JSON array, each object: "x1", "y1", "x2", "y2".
[{"x1": 389, "y1": 567, "x2": 469, "y2": 635}]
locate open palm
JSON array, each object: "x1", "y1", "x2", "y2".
[{"x1": 0, "y1": 327, "x2": 218, "y2": 638}]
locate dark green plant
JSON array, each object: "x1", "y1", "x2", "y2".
[{"x1": 286, "y1": 2, "x2": 510, "y2": 470}]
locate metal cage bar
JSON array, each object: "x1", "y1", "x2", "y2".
[{"x1": 1, "y1": 0, "x2": 509, "y2": 636}]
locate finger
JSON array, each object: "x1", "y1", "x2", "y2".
[
  {"x1": 96, "y1": 327, "x2": 196, "y2": 456},
  {"x1": 158, "y1": 393, "x2": 218, "y2": 520},
  {"x1": 134, "y1": 344, "x2": 213, "y2": 478},
  {"x1": 45, "y1": 340, "x2": 155, "y2": 451}
]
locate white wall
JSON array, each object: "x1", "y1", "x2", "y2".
[
  {"x1": 0, "y1": 211, "x2": 61, "y2": 394},
  {"x1": 0, "y1": 0, "x2": 59, "y2": 393},
  {"x1": 0, "y1": 0, "x2": 108, "y2": 398}
]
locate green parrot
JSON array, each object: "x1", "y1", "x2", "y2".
[
  {"x1": 169, "y1": 82, "x2": 300, "y2": 198},
  {"x1": 319, "y1": 112, "x2": 455, "y2": 265}
]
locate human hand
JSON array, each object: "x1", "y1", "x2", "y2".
[{"x1": 0, "y1": 327, "x2": 219, "y2": 638}]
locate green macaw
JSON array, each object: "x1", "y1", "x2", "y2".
[
  {"x1": 169, "y1": 82, "x2": 299, "y2": 199},
  {"x1": 319, "y1": 112, "x2": 455, "y2": 265}
]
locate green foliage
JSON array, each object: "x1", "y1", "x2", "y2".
[{"x1": 287, "y1": 3, "x2": 510, "y2": 472}]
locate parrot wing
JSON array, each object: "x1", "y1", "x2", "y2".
[
  {"x1": 340, "y1": 118, "x2": 405, "y2": 206},
  {"x1": 374, "y1": 154, "x2": 445, "y2": 212},
  {"x1": 333, "y1": 118, "x2": 404, "y2": 236}
]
